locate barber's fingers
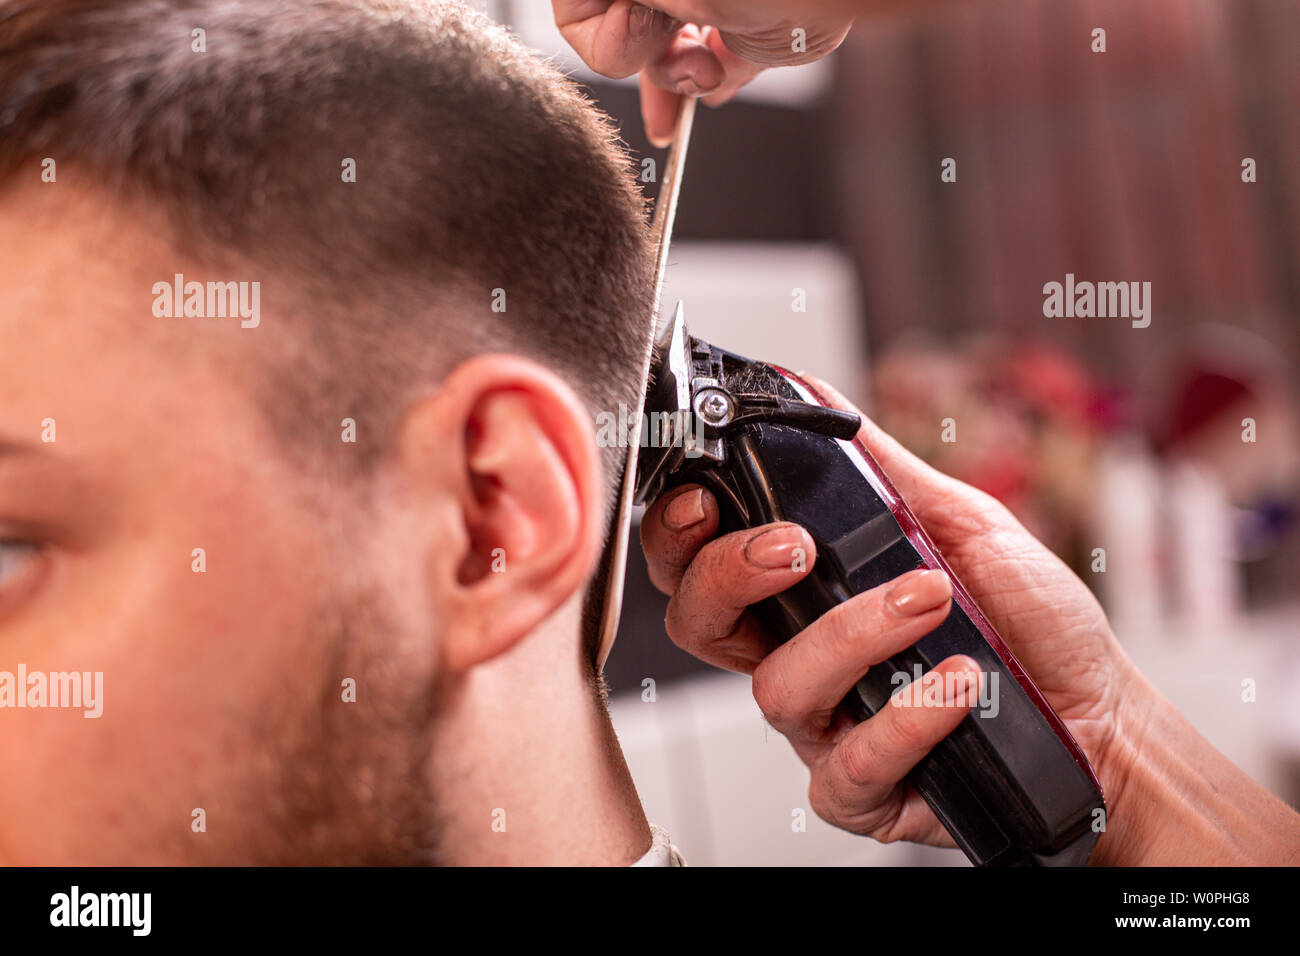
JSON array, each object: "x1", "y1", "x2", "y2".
[
  {"x1": 663, "y1": 521, "x2": 817, "y2": 674},
  {"x1": 750, "y1": 569, "x2": 953, "y2": 746},
  {"x1": 640, "y1": 28, "x2": 762, "y2": 144},
  {"x1": 555, "y1": 2, "x2": 723, "y2": 89},
  {"x1": 554, "y1": 0, "x2": 658, "y2": 78},
  {"x1": 557, "y1": 2, "x2": 852, "y2": 144},
  {"x1": 808, "y1": 655, "x2": 981, "y2": 840},
  {"x1": 698, "y1": 26, "x2": 765, "y2": 107},
  {"x1": 643, "y1": 21, "x2": 726, "y2": 94},
  {"x1": 639, "y1": 484, "x2": 719, "y2": 593},
  {"x1": 640, "y1": 72, "x2": 687, "y2": 148}
]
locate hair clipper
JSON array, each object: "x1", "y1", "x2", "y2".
[{"x1": 632, "y1": 304, "x2": 1105, "y2": 867}]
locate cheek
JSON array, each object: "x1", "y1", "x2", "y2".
[
  {"x1": 0, "y1": 496, "x2": 331, "y2": 863},
  {"x1": 364, "y1": 517, "x2": 446, "y2": 683}
]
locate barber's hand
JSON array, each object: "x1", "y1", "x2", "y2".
[
  {"x1": 552, "y1": 2, "x2": 853, "y2": 146},
  {"x1": 640, "y1": 374, "x2": 1135, "y2": 850}
]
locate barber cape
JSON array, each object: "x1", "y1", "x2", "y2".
[{"x1": 631, "y1": 824, "x2": 686, "y2": 867}]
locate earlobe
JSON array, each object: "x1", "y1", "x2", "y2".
[{"x1": 401, "y1": 355, "x2": 604, "y2": 674}]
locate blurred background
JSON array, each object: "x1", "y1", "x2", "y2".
[{"x1": 474, "y1": 0, "x2": 1300, "y2": 864}]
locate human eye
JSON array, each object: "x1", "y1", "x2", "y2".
[{"x1": 0, "y1": 538, "x2": 42, "y2": 597}]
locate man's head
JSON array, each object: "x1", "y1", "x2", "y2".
[{"x1": 0, "y1": 0, "x2": 654, "y2": 862}]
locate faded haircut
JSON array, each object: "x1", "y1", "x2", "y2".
[{"x1": 0, "y1": 0, "x2": 654, "y2": 663}]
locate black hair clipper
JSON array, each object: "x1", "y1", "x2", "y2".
[{"x1": 632, "y1": 305, "x2": 1105, "y2": 867}]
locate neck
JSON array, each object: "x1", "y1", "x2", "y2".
[{"x1": 429, "y1": 606, "x2": 650, "y2": 865}]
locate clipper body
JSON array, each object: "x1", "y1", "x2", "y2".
[{"x1": 634, "y1": 309, "x2": 1105, "y2": 867}]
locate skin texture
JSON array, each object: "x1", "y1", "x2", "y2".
[
  {"x1": 553, "y1": 0, "x2": 855, "y2": 144},
  {"x1": 0, "y1": 179, "x2": 649, "y2": 865},
  {"x1": 639, "y1": 375, "x2": 1300, "y2": 864},
  {"x1": 6, "y1": 177, "x2": 1293, "y2": 865}
]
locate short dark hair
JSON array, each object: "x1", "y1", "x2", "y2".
[{"x1": 0, "y1": 0, "x2": 654, "y2": 660}]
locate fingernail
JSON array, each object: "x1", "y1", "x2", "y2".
[
  {"x1": 663, "y1": 488, "x2": 705, "y2": 531},
  {"x1": 648, "y1": 132, "x2": 672, "y2": 149},
  {"x1": 885, "y1": 569, "x2": 952, "y2": 617},
  {"x1": 745, "y1": 526, "x2": 807, "y2": 570},
  {"x1": 674, "y1": 77, "x2": 703, "y2": 96},
  {"x1": 944, "y1": 658, "x2": 981, "y2": 705}
]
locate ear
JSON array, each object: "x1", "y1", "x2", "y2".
[{"x1": 394, "y1": 354, "x2": 605, "y2": 674}]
